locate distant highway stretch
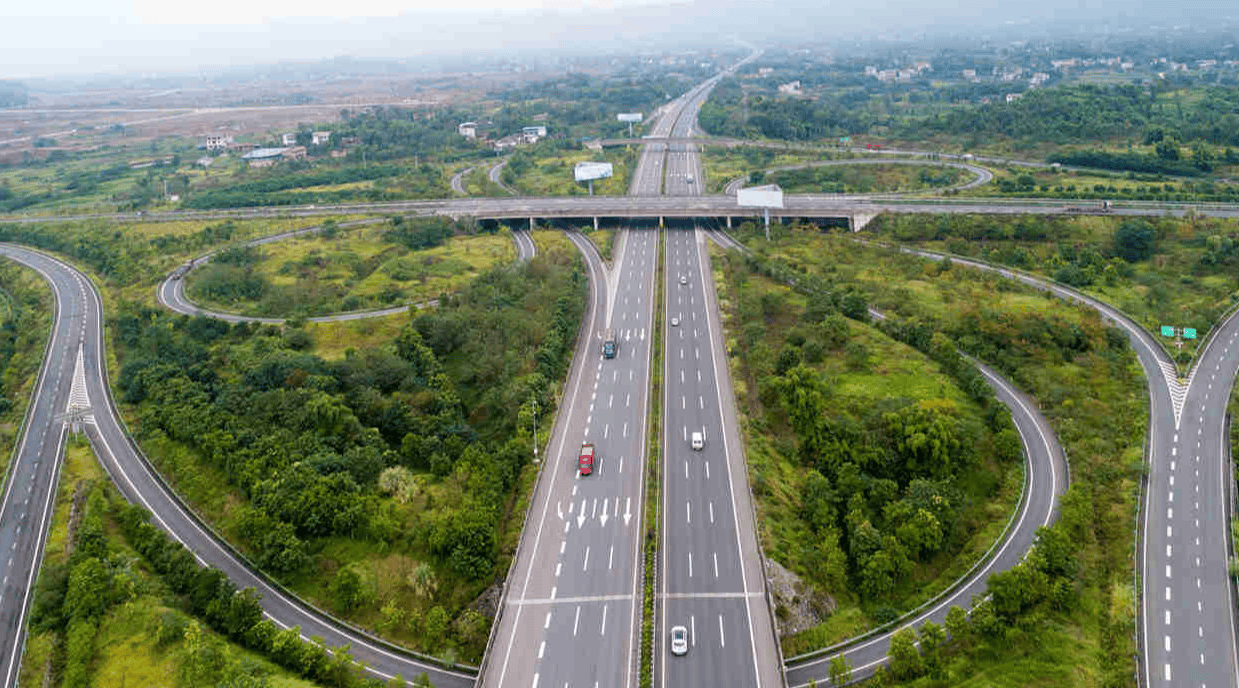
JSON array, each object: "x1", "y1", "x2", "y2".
[{"x1": 5, "y1": 194, "x2": 1239, "y2": 226}]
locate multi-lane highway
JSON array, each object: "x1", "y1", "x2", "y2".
[
  {"x1": 660, "y1": 228, "x2": 782, "y2": 688},
  {"x1": 481, "y1": 228, "x2": 657, "y2": 688}
]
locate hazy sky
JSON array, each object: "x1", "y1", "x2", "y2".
[{"x1": 4, "y1": 0, "x2": 1232, "y2": 80}]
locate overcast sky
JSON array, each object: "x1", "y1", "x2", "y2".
[{"x1": 4, "y1": 0, "x2": 1232, "y2": 80}]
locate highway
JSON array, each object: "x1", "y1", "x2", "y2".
[{"x1": 481, "y1": 228, "x2": 656, "y2": 688}]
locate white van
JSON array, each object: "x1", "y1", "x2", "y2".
[{"x1": 691, "y1": 432, "x2": 704, "y2": 450}]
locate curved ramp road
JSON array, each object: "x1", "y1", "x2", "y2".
[
  {"x1": 450, "y1": 166, "x2": 475, "y2": 195},
  {"x1": 0, "y1": 245, "x2": 475, "y2": 688},
  {"x1": 722, "y1": 158, "x2": 994, "y2": 195},
  {"x1": 874, "y1": 241, "x2": 1239, "y2": 688},
  {"x1": 702, "y1": 231, "x2": 1069, "y2": 685},
  {"x1": 489, "y1": 160, "x2": 516, "y2": 196},
  {"x1": 158, "y1": 226, "x2": 537, "y2": 324}
]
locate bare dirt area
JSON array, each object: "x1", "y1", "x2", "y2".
[
  {"x1": 766, "y1": 557, "x2": 836, "y2": 637},
  {"x1": 0, "y1": 68, "x2": 549, "y2": 164}
]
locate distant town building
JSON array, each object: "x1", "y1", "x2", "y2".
[
  {"x1": 196, "y1": 157, "x2": 213, "y2": 167},
  {"x1": 777, "y1": 80, "x2": 802, "y2": 94},
  {"x1": 864, "y1": 66, "x2": 878, "y2": 76},
  {"x1": 961, "y1": 69, "x2": 977, "y2": 80},
  {"x1": 282, "y1": 133, "x2": 297, "y2": 146},
  {"x1": 492, "y1": 134, "x2": 522, "y2": 151},
  {"x1": 458, "y1": 122, "x2": 477, "y2": 138},
  {"x1": 202, "y1": 134, "x2": 233, "y2": 151},
  {"x1": 522, "y1": 125, "x2": 547, "y2": 143},
  {"x1": 1030, "y1": 72, "x2": 1051, "y2": 86},
  {"x1": 1005, "y1": 92, "x2": 1024, "y2": 104},
  {"x1": 760, "y1": 67, "x2": 777, "y2": 76},
  {"x1": 312, "y1": 131, "x2": 332, "y2": 145}
]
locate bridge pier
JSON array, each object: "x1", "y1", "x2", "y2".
[
  {"x1": 594, "y1": 216, "x2": 599, "y2": 231},
  {"x1": 530, "y1": 217, "x2": 535, "y2": 231},
  {"x1": 659, "y1": 216, "x2": 664, "y2": 229},
  {"x1": 726, "y1": 216, "x2": 732, "y2": 229}
]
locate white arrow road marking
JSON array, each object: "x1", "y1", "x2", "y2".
[
  {"x1": 624, "y1": 498, "x2": 632, "y2": 526},
  {"x1": 600, "y1": 500, "x2": 609, "y2": 527}
]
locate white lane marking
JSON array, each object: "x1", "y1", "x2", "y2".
[
  {"x1": 538, "y1": 641, "x2": 546, "y2": 659},
  {"x1": 687, "y1": 501, "x2": 691, "y2": 524},
  {"x1": 583, "y1": 546, "x2": 590, "y2": 572},
  {"x1": 713, "y1": 553, "x2": 719, "y2": 578},
  {"x1": 609, "y1": 546, "x2": 614, "y2": 570},
  {"x1": 532, "y1": 673, "x2": 539, "y2": 688},
  {"x1": 1165, "y1": 636, "x2": 1171, "y2": 652},
  {"x1": 709, "y1": 502, "x2": 715, "y2": 524},
  {"x1": 601, "y1": 605, "x2": 608, "y2": 636},
  {"x1": 688, "y1": 553, "x2": 694, "y2": 577},
  {"x1": 573, "y1": 606, "x2": 581, "y2": 636},
  {"x1": 555, "y1": 562, "x2": 562, "y2": 577},
  {"x1": 719, "y1": 614, "x2": 726, "y2": 648},
  {"x1": 545, "y1": 612, "x2": 552, "y2": 629}
]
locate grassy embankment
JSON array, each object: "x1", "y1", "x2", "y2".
[
  {"x1": 739, "y1": 225, "x2": 1144, "y2": 685},
  {"x1": 21, "y1": 439, "x2": 324, "y2": 688},
  {"x1": 709, "y1": 242, "x2": 1022, "y2": 651},
  {"x1": 764, "y1": 163, "x2": 969, "y2": 195},
  {"x1": 506, "y1": 147, "x2": 636, "y2": 196},
  {"x1": 0, "y1": 262, "x2": 53, "y2": 481},
  {"x1": 870, "y1": 213, "x2": 1239, "y2": 367},
  {"x1": 185, "y1": 225, "x2": 515, "y2": 317}
]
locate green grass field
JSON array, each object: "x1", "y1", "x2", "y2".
[{"x1": 187, "y1": 228, "x2": 516, "y2": 317}]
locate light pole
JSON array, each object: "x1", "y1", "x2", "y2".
[{"x1": 531, "y1": 397, "x2": 539, "y2": 463}]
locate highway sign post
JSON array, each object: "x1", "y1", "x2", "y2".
[
  {"x1": 1183, "y1": 328, "x2": 1197, "y2": 339},
  {"x1": 1161, "y1": 326, "x2": 1176, "y2": 337},
  {"x1": 617, "y1": 112, "x2": 643, "y2": 136},
  {"x1": 737, "y1": 184, "x2": 784, "y2": 240},
  {"x1": 574, "y1": 161, "x2": 614, "y2": 195}
]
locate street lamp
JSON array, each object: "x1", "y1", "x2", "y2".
[{"x1": 531, "y1": 397, "x2": 539, "y2": 464}]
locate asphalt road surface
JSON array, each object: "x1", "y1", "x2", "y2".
[{"x1": 480, "y1": 228, "x2": 658, "y2": 688}]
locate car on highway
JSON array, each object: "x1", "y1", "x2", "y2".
[
  {"x1": 679, "y1": 275, "x2": 687, "y2": 285},
  {"x1": 670, "y1": 316, "x2": 680, "y2": 327},
  {"x1": 579, "y1": 443, "x2": 595, "y2": 475},
  {"x1": 685, "y1": 175, "x2": 694, "y2": 184},
  {"x1": 691, "y1": 432, "x2": 703, "y2": 450},
  {"x1": 670, "y1": 626, "x2": 689, "y2": 656}
]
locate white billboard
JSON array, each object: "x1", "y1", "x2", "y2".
[
  {"x1": 617, "y1": 113, "x2": 644, "y2": 123},
  {"x1": 737, "y1": 184, "x2": 784, "y2": 208},
  {"x1": 575, "y1": 161, "x2": 614, "y2": 182}
]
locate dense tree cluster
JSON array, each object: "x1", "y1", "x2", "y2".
[
  {"x1": 117, "y1": 248, "x2": 585, "y2": 590},
  {"x1": 183, "y1": 165, "x2": 428, "y2": 209},
  {"x1": 725, "y1": 247, "x2": 1019, "y2": 602}
]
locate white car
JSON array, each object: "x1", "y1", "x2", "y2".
[
  {"x1": 670, "y1": 316, "x2": 680, "y2": 327},
  {"x1": 679, "y1": 275, "x2": 687, "y2": 285},
  {"x1": 671, "y1": 625, "x2": 689, "y2": 656},
  {"x1": 691, "y1": 432, "x2": 704, "y2": 450}
]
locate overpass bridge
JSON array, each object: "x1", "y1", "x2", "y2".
[{"x1": 8, "y1": 196, "x2": 1238, "y2": 232}]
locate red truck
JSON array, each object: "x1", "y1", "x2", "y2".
[{"x1": 578, "y1": 444, "x2": 595, "y2": 476}]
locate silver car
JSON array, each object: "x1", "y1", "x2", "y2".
[{"x1": 671, "y1": 625, "x2": 689, "y2": 656}]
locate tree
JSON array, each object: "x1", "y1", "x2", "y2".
[
  {"x1": 331, "y1": 563, "x2": 376, "y2": 613},
  {"x1": 1113, "y1": 220, "x2": 1157, "y2": 263},
  {"x1": 944, "y1": 605, "x2": 970, "y2": 644},
  {"x1": 829, "y1": 655, "x2": 853, "y2": 685},
  {"x1": 424, "y1": 606, "x2": 449, "y2": 649},
  {"x1": 887, "y1": 627, "x2": 923, "y2": 681},
  {"x1": 409, "y1": 562, "x2": 438, "y2": 600},
  {"x1": 918, "y1": 621, "x2": 947, "y2": 679}
]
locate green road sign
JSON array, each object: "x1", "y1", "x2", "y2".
[
  {"x1": 1161, "y1": 326, "x2": 1176, "y2": 337},
  {"x1": 1183, "y1": 328, "x2": 1197, "y2": 339}
]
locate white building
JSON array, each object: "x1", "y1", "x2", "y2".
[
  {"x1": 522, "y1": 125, "x2": 547, "y2": 143},
  {"x1": 1005, "y1": 92, "x2": 1024, "y2": 104},
  {"x1": 459, "y1": 122, "x2": 477, "y2": 138},
  {"x1": 312, "y1": 131, "x2": 332, "y2": 145},
  {"x1": 777, "y1": 80, "x2": 802, "y2": 94},
  {"x1": 281, "y1": 133, "x2": 297, "y2": 146},
  {"x1": 202, "y1": 134, "x2": 233, "y2": 151}
]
